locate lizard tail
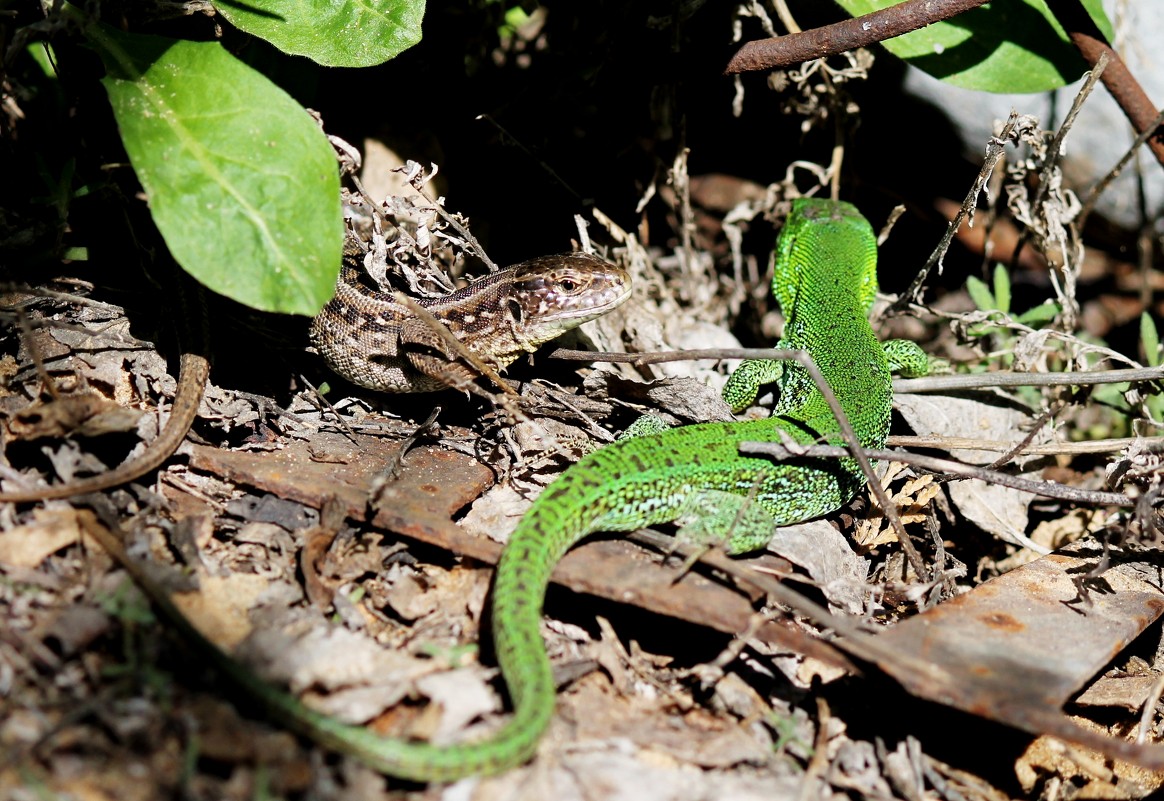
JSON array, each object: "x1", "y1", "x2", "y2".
[{"x1": 258, "y1": 493, "x2": 596, "y2": 783}]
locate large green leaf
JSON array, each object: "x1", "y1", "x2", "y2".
[
  {"x1": 87, "y1": 22, "x2": 342, "y2": 316},
  {"x1": 833, "y1": 0, "x2": 1113, "y2": 93},
  {"x1": 214, "y1": 0, "x2": 424, "y2": 68}
]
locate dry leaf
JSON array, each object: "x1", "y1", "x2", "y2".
[
  {"x1": 0, "y1": 508, "x2": 83, "y2": 568},
  {"x1": 170, "y1": 572, "x2": 270, "y2": 650}
]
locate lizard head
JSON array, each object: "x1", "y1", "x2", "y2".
[{"x1": 505, "y1": 253, "x2": 632, "y2": 338}]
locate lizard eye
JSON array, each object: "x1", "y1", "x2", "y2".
[{"x1": 559, "y1": 278, "x2": 580, "y2": 293}]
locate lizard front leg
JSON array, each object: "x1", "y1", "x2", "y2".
[{"x1": 397, "y1": 318, "x2": 499, "y2": 395}]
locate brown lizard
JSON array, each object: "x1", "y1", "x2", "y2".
[
  {"x1": 309, "y1": 252, "x2": 631, "y2": 393},
  {"x1": 0, "y1": 253, "x2": 629, "y2": 501}
]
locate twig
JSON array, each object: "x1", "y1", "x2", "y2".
[
  {"x1": 1007, "y1": 54, "x2": 1106, "y2": 304},
  {"x1": 475, "y1": 115, "x2": 585, "y2": 208},
  {"x1": 0, "y1": 312, "x2": 152, "y2": 352},
  {"x1": 724, "y1": 0, "x2": 989, "y2": 74},
  {"x1": 369, "y1": 407, "x2": 441, "y2": 509},
  {"x1": 12, "y1": 307, "x2": 58, "y2": 400},
  {"x1": 1078, "y1": 105, "x2": 1164, "y2": 230},
  {"x1": 555, "y1": 344, "x2": 929, "y2": 577},
  {"x1": 1032, "y1": 53, "x2": 1106, "y2": 217},
  {"x1": 397, "y1": 162, "x2": 500, "y2": 272},
  {"x1": 0, "y1": 282, "x2": 124, "y2": 315},
  {"x1": 752, "y1": 351, "x2": 925, "y2": 575},
  {"x1": 891, "y1": 112, "x2": 1021, "y2": 310},
  {"x1": 1046, "y1": 0, "x2": 1164, "y2": 168},
  {"x1": 925, "y1": 304, "x2": 1141, "y2": 368},
  {"x1": 628, "y1": 529, "x2": 943, "y2": 677},
  {"x1": 551, "y1": 346, "x2": 1164, "y2": 391},
  {"x1": 299, "y1": 373, "x2": 359, "y2": 441},
  {"x1": 771, "y1": 0, "x2": 800, "y2": 34},
  {"x1": 887, "y1": 434, "x2": 1163, "y2": 456},
  {"x1": 985, "y1": 407, "x2": 1055, "y2": 472},
  {"x1": 894, "y1": 365, "x2": 1164, "y2": 392},
  {"x1": 1135, "y1": 672, "x2": 1164, "y2": 745},
  {"x1": 391, "y1": 291, "x2": 520, "y2": 402},
  {"x1": 738, "y1": 442, "x2": 1133, "y2": 506}
]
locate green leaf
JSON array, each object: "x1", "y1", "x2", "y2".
[
  {"x1": 965, "y1": 274, "x2": 995, "y2": 312},
  {"x1": 991, "y1": 263, "x2": 1011, "y2": 316},
  {"x1": 214, "y1": 0, "x2": 424, "y2": 68},
  {"x1": 28, "y1": 41, "x2": 59, "y2": 78},
  {"x1": 832, "y1": 0, "x2": 1113, "y2": 93},
  {"x1": 87, "y1": 23, "x2": 342, "y2": 316},
  {"x1": 1142, "y1": 312, "x2": 1161, "y2": 367},
  {"x1": 1015, "y1": 302, "x2": 1060, "y2": 326}
]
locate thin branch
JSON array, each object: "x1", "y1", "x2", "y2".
[
  {"x1": 1078, "y1": 105, "x2": 1164, "y2": 230},
  {"x1": 1006, "y1": 58, "x2": 1106, "y2": 317},
  {"x1": 789, "y1": 349, "x2": 929, "y2": 577},
  {"x1": 1030, "y1": 53, "x2": 1106, "y2": 217},
  {"x1": 894, "y1": 365, "x2": 1164, "y2": 392},
  {"x1": 551, "y1": 347, "x2": 1164, "y2": 391},
  {"x1": 724, "y1": 0, "x2": 988, "y2": 75},
  {"x1": 556, "y1": 344, "x2": 929, "y2": 577},
  {"x1": 397, "y1": 162, "x2": 501, "y2": 272},
  {"x1": 887, "y1": 435, "x2": 1164, "y2": 456},
  {"x1": 629, "y1": 529, "x2": 954, "y2": 679},
  {"x1": 1136, "y1": 673, "x2": 1164, "y2": 745},
  {"x1": 770, "y1": 0, "x2": 801, "y2": 34},
  {"x1": 738, "y1": 442, "x2": 1134, "y2": 507},
  {"x1": 0, "y1": 314, "x2": 146, "y2": 352},
  {"x1": 891, "y1": 112, "x2": 1020, "y2": 310},
  {"x1": 1046, "y1": 0, "x2": 1164, "y2": 168},
  {"x1": 984, "y1": 407, "x2": 1055, "y2": 471},
  {"x1": 391, "y1": 292, "x2": 522, "y2": 409},
  {"x1": 0, "y1": 282, "x2": 124, "y2": 314},
  {"x1": 299, "y1": 373, "x2": 359, "y2": 441}
]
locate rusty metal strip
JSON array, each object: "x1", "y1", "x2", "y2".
[
  {"x1": 869, "y1": 542, "x2": 1164, "y2": 767},
  {"x1": 188, "y1": 437, "x2": 855, "y2": 670}
]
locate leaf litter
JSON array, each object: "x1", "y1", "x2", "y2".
[{"x1": 2, "y1": 47, "x2": 1164, "y2": 801}]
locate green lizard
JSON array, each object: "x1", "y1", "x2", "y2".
[{"x1": 106, "y1": 198, "x2": 931, "y2": 781}]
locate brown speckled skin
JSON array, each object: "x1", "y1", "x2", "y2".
[{"x1": 309, "y1": 253, "x2": 631, "y2": 392}]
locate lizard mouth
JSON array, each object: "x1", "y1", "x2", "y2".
[
  {"x1": 544, "y1": 281, "x2": 632, "y2": 322},
  {"x1": 590, "y1": 283, "x2": 633, "y2": 312}
]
